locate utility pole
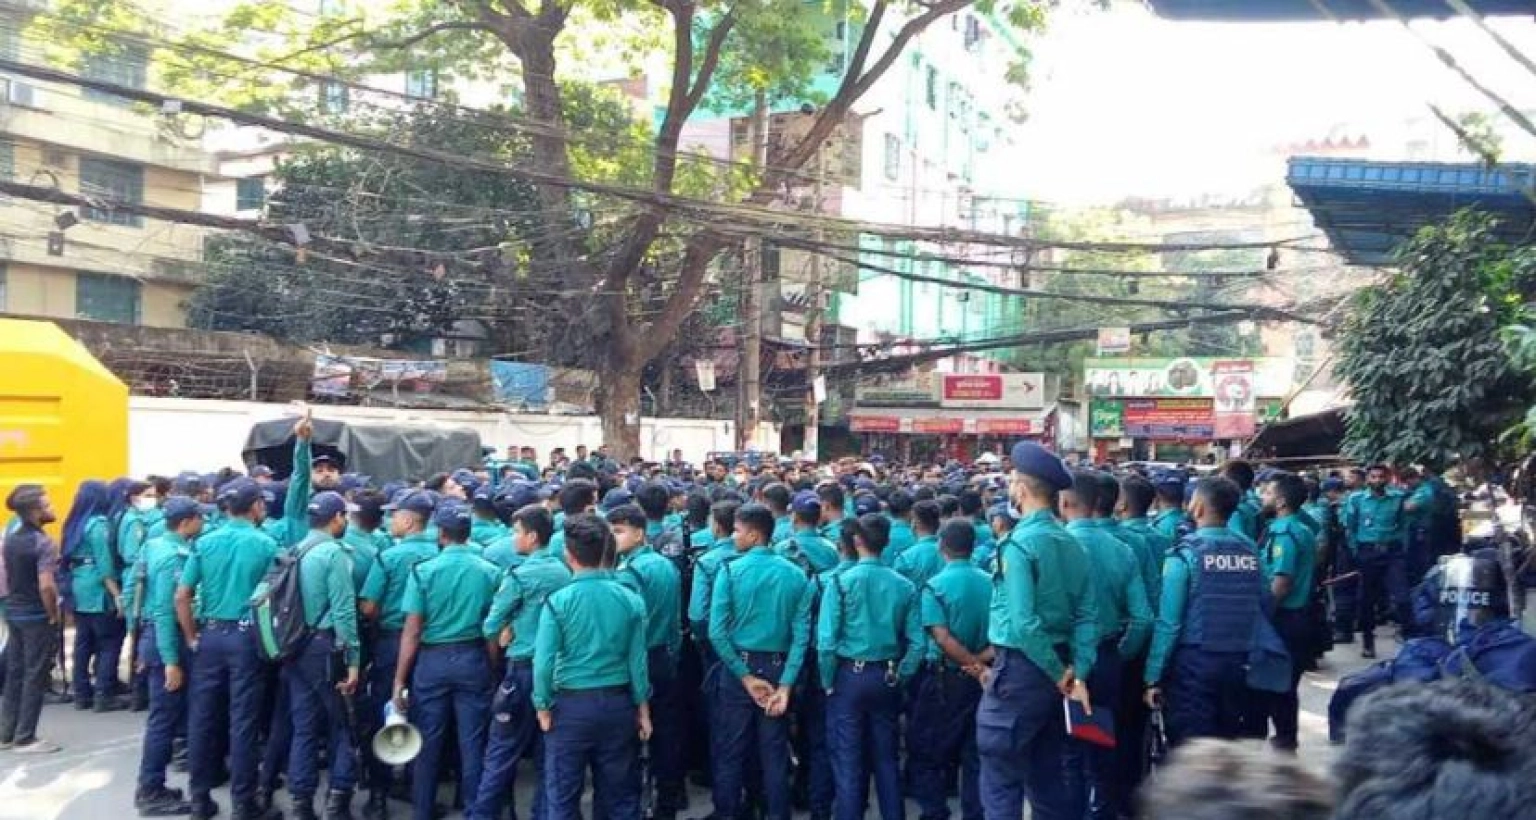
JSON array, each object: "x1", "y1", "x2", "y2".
[
  {"x1": 804, "y1": 131, "x2": 830, "y2": 463},
  {"x1": 737, "y1": 89, "x2": 768, "y2": 451}
]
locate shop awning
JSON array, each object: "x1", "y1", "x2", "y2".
[
  {"x1": 1247, "y1": 406, "x2": 1349, "y2": 461},
  {"x1": 849, "y1": 406, "x2": 1055, "y2": 436}
]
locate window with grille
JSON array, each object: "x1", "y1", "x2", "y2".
[
  {"x1": 76, "y1": 272, "x2": 141, "y2": 324},
  {"x1": 82, "y1": 46, "x2": 148, "y2": 105},
  {"x1": 235, "y1": 176, "x2": 266, "y2": 211},
  {"x1": 320, "y1": 81, "x2": 350, "y2": 114},
  {"x1": 405, "y1": 69, "x2": 437, "y2": 100},
  {"x1": 79, "y1": 157, "x2": 144, "y2": 227},
  {"x1": 883, "y1": 134, "x2": 901, "y2": 181}
]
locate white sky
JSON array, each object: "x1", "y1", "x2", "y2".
[{"x1": 1012, "y1": 3, "x2": 1536, "y2": 203}]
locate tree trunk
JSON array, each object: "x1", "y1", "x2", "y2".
[{"x1": 597, "y1": 359, "x2": 644, "y2": 461}]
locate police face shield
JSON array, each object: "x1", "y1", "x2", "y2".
[{"x1": 1435, "y1": 554, "x2": 1507, "y2": 640}]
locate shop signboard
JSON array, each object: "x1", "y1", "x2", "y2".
[
  {"x1": 1212, "y1": 359, "x2": 1256, "y2": 438},
  {"x1": 1083, "y1": 357, "x2": 1291, "y2": 399},
  {"x1": 911, "y1": 417, "x2": 965, "y2": 435},
  {"x1": 849, "y1": 415, "x2": 902, "y2": 433},
  {"x1": 1122, "y1": 398, "x2": 1215, "y2": 439},
  {"x1": 940, "y1": 373, "x2": 1045, "y2": 409},
  {"x1": 1089, "y1": 399, "x2": 1125, "y2": 438}
]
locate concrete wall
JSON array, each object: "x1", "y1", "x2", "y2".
[{"x1": 127, "y1": 396, "x2": 776, "y2": 477}]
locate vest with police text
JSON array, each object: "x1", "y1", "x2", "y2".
[{"x1": 1178, "y1": 532, "x2": 1264, "y2": 653}]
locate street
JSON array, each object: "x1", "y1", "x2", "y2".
[{"x1": 1, "y1": 634, "x2": 1393, "y2": 820}]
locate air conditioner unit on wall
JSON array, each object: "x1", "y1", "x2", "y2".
[{"x1": 0, "y1": 78, "x2": 45, "y2": 110}]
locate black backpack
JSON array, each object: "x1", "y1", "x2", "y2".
[{"x1": 250, "y1": 540, "x2": 327, "y2": 663}]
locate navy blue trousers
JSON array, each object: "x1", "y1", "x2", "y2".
[
  {"x1": 365, "y1": 631, "x2": 402, "y2": 792},
  {"x1": 72, "y1": 610, "x2": 126, "y2": 702},
  {"x1": 410, "y1": 642, "x2": 493, "y2": 820},
  {"x1": 543, "y1": 688, "x2": 640, "y2": 820},
  {"x1": 1063, "y1": 641, "x2": 1122, "y2": 820},
  {"x1": 827, "y1": 661, "x2": 902, "y2": 820},
  {"x1": 793, "y1": 661, "x2": 834, "y2": 819},
  {"x1": 907, "y1": 665, "x2": 981, "y2": 820},
  {"x1": 1163, "y1": 647, "x2": 1250, "y2": 747},
  {"x1": 976, "y1": 647, "x2": 1070, "y2": 820},
  {"x1": 647, "y1": 647, "x2": 685, "y2": 815},
  {"x1": 188, "y1": 622, "x2": 266, "y2": 804},
  {"x1": 137, "y1": 624, "x2": 189, "y2": 792},
  {"x1": 286, "y1": 631, "x2": 358, "y2": 799},
  {"x1": 1358, "y1": 552, "x2": 1410, "y2": 651},
  {"x1": 711, "y1": 651, "x2": 793, "y2": 820},
  {"x1": 470, "y1": 661, "x2": 543, "y2": 820}
]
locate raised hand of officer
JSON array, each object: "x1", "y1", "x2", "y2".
[
  {"x1": 637, "y1": 703, "x2": 653, "y2": 742},
  {"x1": 165, "y1": 664, "x2": 184, "y2": 693},
  {"x1": 294, "y1": 404, "x2": 314, "y2": 441},
  {"x1": 742, "y1": 674, "x2": 774, "y2": 706}
]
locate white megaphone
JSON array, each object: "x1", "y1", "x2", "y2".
[{"x1": 373, "y1": 701, "x2": 422, "y2": 766}]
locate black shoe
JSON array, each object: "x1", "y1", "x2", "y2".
[
  {"x1": 361, "y1": 792, "x2": 388, "y2": 820},
  {"x1": 74, "y1": 697, "x2": 94, "y2": 712},
  {"x1": 190, "y1": 797, "x2": 220, "y2": 820},
  {"x1": 325, "y1": 791, "x2": 355, "y2": 820},
  {"x1": 132, "y1": 691, "x2": 151, "y2": 712},
  {"x1": 95, "y1": 695, "x2": 132, "y2": 713},
  {"x1": 1361, "y1": 647, "x2": 1377, "y2": 659},
  {"x1": 136, "y1": 786, "x2": 192, "y2": 817},
  {"x1": 1333, "y1": 632, "x2": 1355, "y2": 645},
  {"x1": 233, "y1": 801, "x2": 282, "y2": 820},
  {"x1": 44, "y1": 690, "x2": 74, "y2": 706}
]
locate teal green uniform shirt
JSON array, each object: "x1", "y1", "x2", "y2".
[
  {"x1": 972, "y1": 519, "x2": 995, "y2": 553},
  {"x1": 987, "y1": 510, "x2": 1099, "y2": 683},
  {"x1": 1405, "y1": 482, "x2": 1434, "y2": 530},
  {"x1": 179, "y1": 518, "x2": 278, "y2": 621},
  {"x1": 1119, "y1": 517, "x2": 1170, "y2": 609},
  {"x1": 1229, "y1": 497, "x2": 1261, "y2": 543},
  {"x1": 1261, "y1": 516, "x2": 1318, "y2": 611},
  {"x1": 472, "y1": 518, "x2": 509, "y2": 549},
  {"x1": 280, "y1": 438, "x2": 314, "y2": 549},
  {"x1": 687, "y1": 537, "x2": 737, "y2": 635},
  {"x1": 361, "y1": 532, "x2": 439, "y2": 630},
  {"x1": 1152, "y1": 508, "x2": 1187, "y2": 544},
  {"x1": 341, "y1": 525, "x2": 382, "y2": 592},
  {"x1": 402, "y1": 544, "x2": 500, "y2": 645},
  {"x1": 776, "y1": 528, "x2": 839, "y2": 574},
  {"x1": 618, "y1": 546, "x2": 683, "y2": 656},
  {"x1": 709, "y1": 546, "x2": 815, "y2": 684},
  {"x1": 69, "y1": 516, "x2": 116, "y2": 614},
  {"x1": 1067, "y1": 520, "x2": 1152, "y2": 659},
  {"x1": 1345, "y1": 489, "x2": 1406, "y2": 547},
  {"x1": 919, "y1": 559, "x2": 992, "y2": 664},
  {"x1": 772, "y1": 515, "x2": 793, "y2": 545},
  {"x1": 144, "y1": 533, "x2": 192, "y2": 666},
  {"x1": 532, "y1": 570, "x2": 651, "y2": 710},
  {"x1": 482, "y1": 554, "x2": 572, "y2": 660},
  {"x1": 816, "y1": 557, "x2": 923, "y2": 689},
  {"x1": 296, "y1": 531, "x2": 362, "y2": 667},
  {"x1": 547, "y1": 529, "x2": 567, "y2": 563},
  {"x1": 883, "y1": 520, "x2": 917, "y2": 565},
  {"x1": 893, "y1": 534, "x2": 945, "y2": 587},
  {"x1": 689, "y1": 527, "x2": 714, "y2": 551},
  {"x1": 482, "y1": 537, "x2": 526, "y2": 572},
  {"x1": 819, "y1": 516, "x2": 845, "y2": 546},
  {"x1": 118, "y1": 507, "x2": 158, "y2": 577}
]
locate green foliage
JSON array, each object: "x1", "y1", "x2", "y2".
[{"x1": 1335, "y1": 210, "x2": 1536, "y2": 468}]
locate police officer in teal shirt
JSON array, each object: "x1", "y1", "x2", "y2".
[
  {"x1": 816, "y1": 512, "x2": 922, "y2": 820},
  {"x1": 471, "y1": 504, "x2": 569, "y2": 820},
  {"x1": 546, "y1": 480, "x2": 598, "y2": 563},
  {"x1": 1151, "y1": 473, "x2": 1191, "y2": 545},
  {"x1": 392, "y1": 502, "x2": 500, "y2": 820},
  {"x1": 687, "y1": 500, "x2": 742, "y2": 652},
  {"x1": 882, "y1": 491, "x2": 917, "y2": 566},
  {"x1": 776, "y1": 491, "x2": 840, "y2": 574},
  {"x1": 817, "y1": 485, "x2": 849, "y2": 546},
  {"x1": 763, "y1": 483, "x2": 795, "y2": 546},
  {"x1": 708, "y1": 503, "x2": 814, "y2": 820},
  {"x1": 610, "y1": 503, "x2": 687, "y2": 819},
  {"x1": 1343, "y1": 464, "x2": 1409, "y2": 658},
  {"x1": 134, "y1": 497, "x2": 202, "y2": 817},
  {"x1": 1258, "y1": 473, "x2": 1318, "y2": 752},
  {"x1": 893, "y1": 499, "x2": 945, "y2": 587},
  {"x1": 532, "y1": 513, "x2": 652, "y2": 820},
  {"x1": 959, "y1": 490, "x2": 994, "y2": 562},
  {"x1": 283, "y1": 492, "x2": 362, "y2": 820},
  {"x1": 1061, "y1": 471, "x2": 1152, "y2": 820},
  {"x1": 1222, "y1": 461, "x2": 1262, "y2": 543},
  {"x1": 909, "y1": 520, "x2": 991, "y2": 820},
  {"x1": 978, "y1": 442, "x2": 1096, "y2": 820},
  {"x1": 469, "y1": 486, "x2": 510, "y2": 549},
  {"x1": 481, "y1": 483, "x2": 539, "y2": 571},
  {"x1": 357, "y1": 490, "x2": 440, "y2": 809},
  {"x1": 1143, "y1": 477, "x2": 1269, "y2": 747},
  {"x1": 63, "y1": 480, "x2": 127, "y2": 712},
  {"x1": 175, "y1": 478, "x2": 278, "y2": 820}
]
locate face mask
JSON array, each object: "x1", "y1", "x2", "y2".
[{"x1": 135, "y1": 497, "x2": 158, "y2": 512}]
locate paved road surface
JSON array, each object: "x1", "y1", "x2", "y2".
[{"x1": 2, "y1": 634, "x2": 1393, "y2": 820}]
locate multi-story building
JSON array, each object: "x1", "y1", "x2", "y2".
[{"x1": 0, "y1": 4, "x2": 216, "y2": 328}]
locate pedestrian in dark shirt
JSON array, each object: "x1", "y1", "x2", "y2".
[{"x1": 1, "y1": 484, "x2": 64, "y2": 754}]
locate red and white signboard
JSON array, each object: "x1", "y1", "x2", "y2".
[
  {"x1": 940, "y1": 373, "x2": 1045, "y2": 410},
  {"x1": 1212, "y1": 360, "x2": 1256, "y2": 439},
  {"x1": 849, "y1": 415, "x2": 902, "y2": 433}
]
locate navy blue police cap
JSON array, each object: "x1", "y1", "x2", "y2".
[{"x1": 1008, "y1": 441, "x2": 1072, "y2": 492}]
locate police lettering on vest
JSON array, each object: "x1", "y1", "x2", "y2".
[{"x1": 1202, "y1": 553, "x2": 1258, "y2": 572}]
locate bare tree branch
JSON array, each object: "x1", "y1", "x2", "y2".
[{"x1": 684, "y1": 10, "x2": 737, "y2": 112}]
